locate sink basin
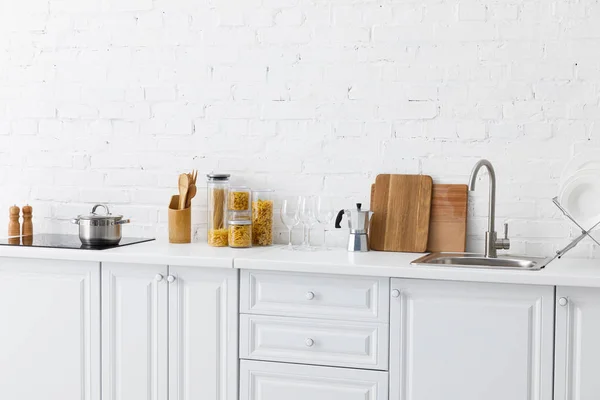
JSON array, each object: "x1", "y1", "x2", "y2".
[{"x1": 412, "y1": 253, "x2": 550, "y2": 271}]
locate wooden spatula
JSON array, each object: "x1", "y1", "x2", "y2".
[
  {"x1": 178, "y1": 174, "x2": 190, "y2": 210},
  {"x1": 186, "y1": 184, "x2": 197, "y2": 208}
]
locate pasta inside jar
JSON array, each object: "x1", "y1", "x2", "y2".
[
  {"x1": 228, "y1": 221, "x2": 252, "y2": 248},
  {"x1": 208, "y1": 228, "x2": 228, "y2": 247},
  {"x1": 252, "y1": 199, "x2": 273, "y2": 246},
  {"x1": 228, "y1": 188, "x2": 250, "y2": 211}
]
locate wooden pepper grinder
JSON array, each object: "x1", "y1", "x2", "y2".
[
  {"x1": 22, "y1": 205, "x2": 33, "y2": 236},
  {"x1": 8, "y1": 205, "x2": 20, "y2": 244},
  {"x1": 22, "y1": 205, "x2": 33, "y2": 245}
]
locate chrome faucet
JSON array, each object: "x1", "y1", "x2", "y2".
[{"x1": 468, "y1": 159, "x2": 510, "y2": 258}]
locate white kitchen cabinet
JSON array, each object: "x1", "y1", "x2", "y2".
[
  {"x1": 169, "y1": 266, "x2": 238, "y2": 400},
  {"x1": 101, "y1": 263, "x2": 168, "y2": 400},
  {"x1": 240, "y1": 360, "x2": 388, "y2": 400},
  {"x1": 0, "y1": 258, "x2": 100, "y2": 400},
  {"x1": 390, "y1": 278, "x2": 554, "y2": 400},
  {"x1": 554, "y1": 286, "x2": 600, "y2": 400}
]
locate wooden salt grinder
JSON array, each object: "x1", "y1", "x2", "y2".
[
  {"x1": 8, "y1": 205, "x2": 20, "y2": 237},
  {"x1": 22, "y1": 204, "x2": 33, "y2": 237}
]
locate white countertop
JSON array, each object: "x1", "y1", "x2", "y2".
[
  {"x1": 0, "y1": 240, "x2": 268, "y2": 268},
  {"x1": 235, "y1": 246, "x2": 600, "y2": 288},
  {"x1": 1, "y1": 241, "x2": 600, "y2": 288}
]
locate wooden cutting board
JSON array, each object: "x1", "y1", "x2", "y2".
[
  {"x1": 426, "y1": 184, "x2": 468, "y2": 253},
  {"x1": 370, "y1": 174, "x2": 433, "y2": 252}
]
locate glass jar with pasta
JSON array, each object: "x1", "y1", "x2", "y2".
[
  {"x1": 228, "y1": 186, "x2": 251, "y2": 211},
  {"x1": 251, "y1": 189, "x2": 274, "y2": 246},
  {"x1": 207, "y1": 174, "x2": 230, "y2": 247},
  {"x1": 228, "y1": 220, "x2": 252, "y2": 248}
]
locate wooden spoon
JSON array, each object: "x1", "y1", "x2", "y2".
[
  {"x1": 178, "y1": 173, "x2": 190, "y2": 210},
  {"x1": 186, "y1": 184, "x2": 197, "y2": 208}
]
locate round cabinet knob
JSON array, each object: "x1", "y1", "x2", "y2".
[
  {"x1": 391, "y1": 289, "x2": 401, "y2": 298},
  {"x1": 305, "y1": 291, "x2": 315, "y2": 300},
  {"x1": 305, "y1": 338, "x2": 314, "y2": 347},
  {"x1": 167, "y1": 275, "x2": 176, "y2": 283},
  {"x1": 558, "y1": 297, "x2": 568, "y2": 306},
  {"x1": 155, "y1": 274, "x2": 164, "y2": 282}
]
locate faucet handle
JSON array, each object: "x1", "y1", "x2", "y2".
[{"x1": 496, "y1": 223, "x2": 510, "y2": 250}]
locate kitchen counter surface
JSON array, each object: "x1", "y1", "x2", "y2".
[
  {"x1": 235, "y1": 246, "x2": 600, "y2": 288},
  {"x1": 1, "y1": 241, "x2": 600, "y2": 287},
  {"x1": 0, "y1": 240, "x2": 269, "y2": 268}
]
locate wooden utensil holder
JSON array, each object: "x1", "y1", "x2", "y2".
[{"x1": 169, "y1": 195, "x2": 191, "y2": 244}]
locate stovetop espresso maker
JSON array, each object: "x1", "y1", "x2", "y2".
[{"x1": 335, "y1": 203, "x2": 374, "y2": 252}]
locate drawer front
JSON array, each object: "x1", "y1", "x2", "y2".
[
  {"x1": 240, "y1": 270, "x2": 389, "y2": 322},
  {"x1": 240, "y1": 360, "x2": 388, "y2": 400},
  {"x1": 240, "y1": 314, "x2": 388, "y2": 370}
]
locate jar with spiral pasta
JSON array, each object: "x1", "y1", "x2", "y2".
[
  {"x1": 228, "y1": 186, "x2": 251, "y2": 211},
  {"x1": 228, "y1": 220, "x2": 252, "y2": 248},
  {"x1": 251, "y1": 189, "x2": 274, "y2": 246},
  {"x1": 207, "y1": 174, "x2": 230, "y2": 247}
]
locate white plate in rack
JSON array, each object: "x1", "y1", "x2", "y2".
[
  {"x1": 560, "y1": 149, "x2": 600, "y2": 186},
  {"x1": 559, "y1": 170, "x2": 600, "y2": 229}
]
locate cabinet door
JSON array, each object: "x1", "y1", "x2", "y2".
[
  {"x1": 0, "y1": 258, "x2": 100, "y2": 400},
  {"x1": 555, "y1": 287, "x2": 600, "y2": 400},
  {"x1": 169, "y1": 267, "x2": 238, "y2": 400},
  {"x1": 240, "y1": 360, "x2": 388, "y2": 400},
  {"x1": 102, "y1": 262, "x2": 167, "y2": 400},
  {"x1": 390, "y1": 278, "x2": 554, "y2": 400}
]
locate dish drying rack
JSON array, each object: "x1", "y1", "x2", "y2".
[{"x1": 550, "y1": 196, "x2": 600, "y2": 262}]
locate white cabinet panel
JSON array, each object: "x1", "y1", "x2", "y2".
[
  {"x1": 241, "y1": 270, "x2": 389, "y2": 322},
  {"x1": 240, "y1": 314, "x2": 388, "y2": 370},
  {"x1": 390, "y1": 278, "x2": 554, "y2": 400},
  {"x1": 555, "y1": 286, "x2": 600, "y2": 400},
  {"x1": 101, "y1": 263, "x2": 167, "y2": 400},
  {"x1": 169, "y1": 267, "x2": 238, "y2": 400},
  {"x1": 240, "y1": 360, "x2": 388, "y2": 400},
  {"x1": 0, "y1": 258, "x2": 100, "y2": 400}
]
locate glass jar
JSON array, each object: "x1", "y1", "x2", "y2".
[
  {"x1": 228, "y1": 220, "x2": 252, "y2": 248},
  {"x1": 207, "y1": 174, "x2": 230, "y2": 247},
  {"x1": 252, "y1": 189, "x2": 274, "y2": 246},
  {"x1": 228, "y1": 186, "x2": 251, "y2": 211}
]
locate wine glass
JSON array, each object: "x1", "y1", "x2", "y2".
[
  {"x1": 316, "y1": 196, "x2": 335, "y2": 250},
  {"x1": 299, "y1": 196, "x2": 318, "y2": 250},
  {"x1": 280, "y1": 197, "x2": 300, "y2": 250}
]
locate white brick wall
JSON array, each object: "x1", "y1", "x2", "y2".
[{"x1": 0, "y1": 0, "x2": 598, "y2": 256}]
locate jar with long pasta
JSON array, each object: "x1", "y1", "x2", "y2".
[
  {"x1": 228, "y1": 186, "x2": 251, "y2": 211},
  {"x1": 228, "y1": 220, "x2": 252, "y2": 248},
  {"x1": 251, "y1": 189, "x2": 274, "y2": 246},
  {"x1": 207, "y1": 174, "x2": 230, "y2": 247}
]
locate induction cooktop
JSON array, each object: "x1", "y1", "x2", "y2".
[{"x1": 0, "y1": 234, "x2": 155, "y2": 250}]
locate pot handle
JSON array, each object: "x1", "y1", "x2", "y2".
[
  {"x1": 71, "y1": 218, "x2": 80, "y2": 224},
  {"x1": 92, "y1": 204, "x2": 110, "y2": 215},
  {"x1": 116, "y1": 219, "x2": 131, "y2": 225}
]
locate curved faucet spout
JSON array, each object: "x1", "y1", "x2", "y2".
[{"x1": 469, "y1": 159, "x2": 497, "y2": 257}]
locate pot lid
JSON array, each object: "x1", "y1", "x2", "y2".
[{"x1": 78, "y1": 204, "x2": 123, "y2": 220}]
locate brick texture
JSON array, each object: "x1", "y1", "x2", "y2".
[{"x1": 0, "y1": 0, "x2": 597, "y2": 256}]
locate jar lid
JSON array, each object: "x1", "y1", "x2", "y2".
[
  {"x1": 252, "y1": 189, "x2": 274, "y2": 193},
  {"x1": 229, "y1": 186, "x2": 250, "y2": 191},
  {"x1": 207, "y1": 173, "x2": 231, "y2": 181},
  {"x1": 228, "y1": 220, "x2": 252, "y2": 225}
]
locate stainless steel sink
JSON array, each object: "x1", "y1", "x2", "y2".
[{"x1": 412, "y1": 253, "x2": 550, "y2": 270}]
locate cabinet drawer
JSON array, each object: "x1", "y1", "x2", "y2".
[
  {"x1": 240, "y1": 314, "x2": 388, "y2": 370},
  {"x1": 240, "y1": 360, "x2": 388, "y2": 400},
  {"x1": 240, "y1": 270, "x2": 389, "y2": 322}
]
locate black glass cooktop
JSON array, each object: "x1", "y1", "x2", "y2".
[{"x1": 0, "y1": 234, "x2": 155, "y2": 250}]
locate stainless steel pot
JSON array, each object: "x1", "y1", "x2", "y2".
[{"x1": 71, "y1": 204, "x2": 131, "y2": 246}]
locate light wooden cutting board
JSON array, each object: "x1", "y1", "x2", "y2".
[
  {"x1": 426, "y1": 184, "x2": 468, "y2": 253},
  {"x1": 370, "y1": 174, "x2": 433, "y2": 252}
]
